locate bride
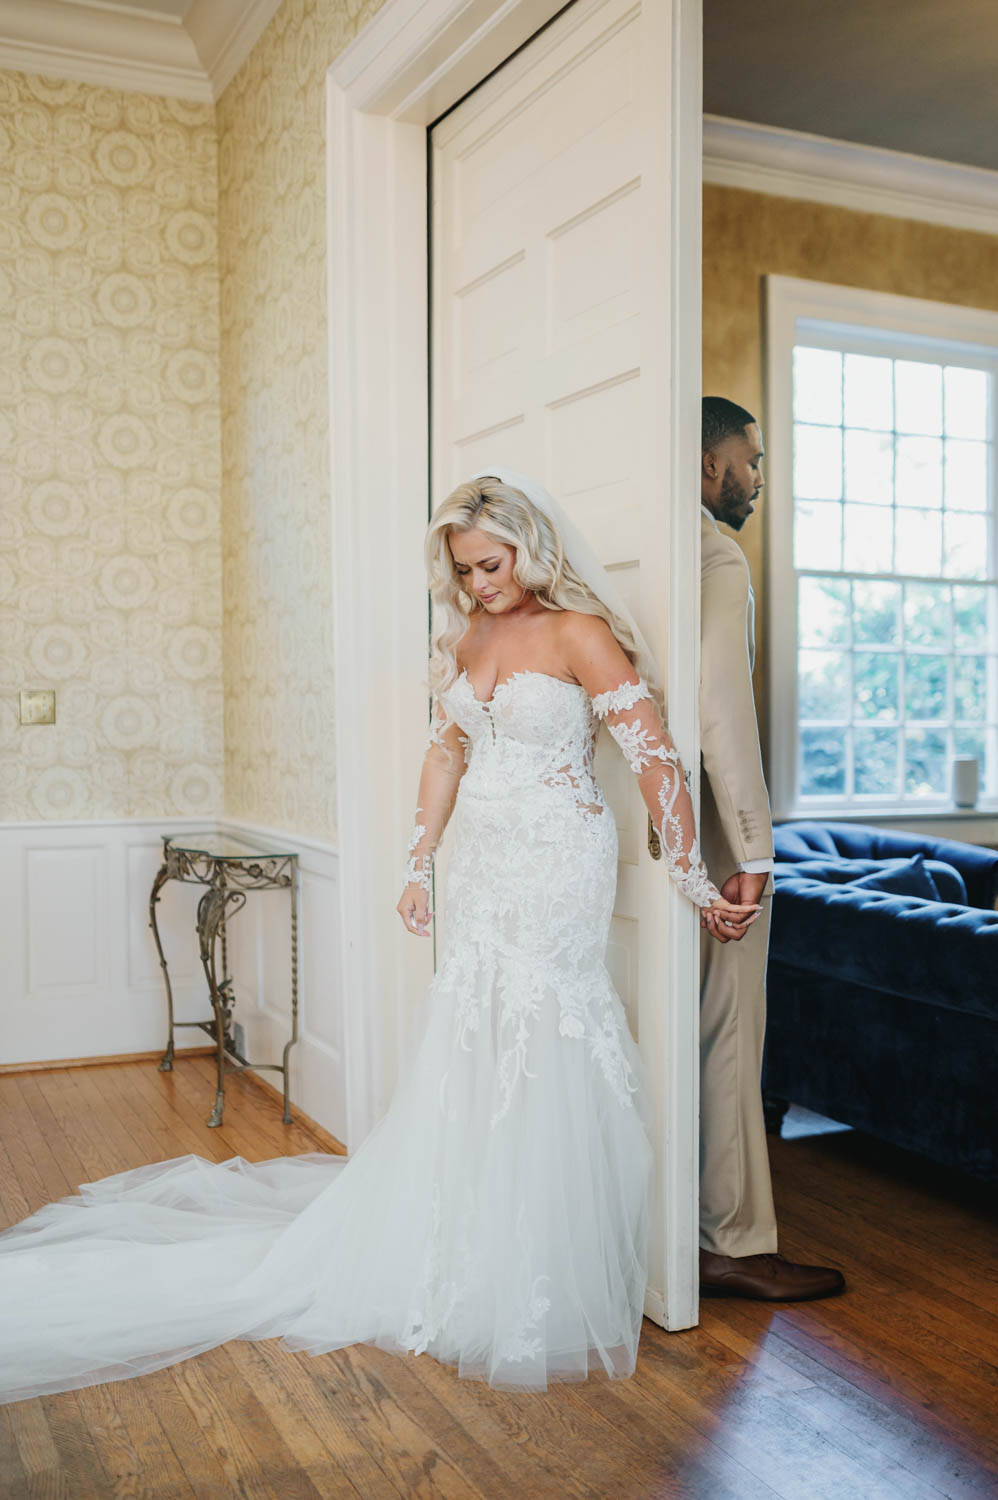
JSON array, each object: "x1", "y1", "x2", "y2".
[{"x1": 0, "y1": 467, "x2": 758, "y2": 1403}]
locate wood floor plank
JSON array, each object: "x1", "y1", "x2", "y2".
[
  {"x1": 188, "y1": 1055, "x2": 329, "y2": 1159},
  {"x1": 696, "y1": 1301, "x2": 818, "y2": 1394},
  {"x1": 637, "y1": 1326, "x2": 936, "y2": 1500},
  {"x1": 774, "y1": 1188, "x2": 998, "y2": 1317},
  {"x1": 307, "y1": 1344, "x2": 487, "y2": 1500},
  {"x1": 31, "y1": 1071, "x2": 120, "y2": 1184},
  {"x1": 356, "y1": 1348, "x2": 556, "y2": 1500},
  {"x1": 7, "y1": 1398, "x2": 69, "y2": 1500},
  {"x1": 568, "y1": 1365, "x2": 787, "y2": 1500},
  {"x1": 782, "y1": 1297, "x2": 998, "y2": 1453},
  {"x1": 405, "y1": 1354, "x2": 594, "y2": 1500},
  {"x1": 771, "y1": 1139, "x2": 998, "y2": 1293},
  {"x1": 0, "y1": 1077, "x2": 72, "y2": 1214},
  {"x1": 143, "y1": 1370, "x2": 239, "y2": 1500},
  {"x1": 694, "y1": 1306, "x2": 958, "y2": 1500},
  {"x1": 162, "y1": 1057, "x2": 286, "y2": 1163},
  {"x1": 78, "y1": 1064, "x2": 173, "y2": 1170},
  {"x1": 895, "y1": 1287, "x2": 998, "y2": 1371},
  {"x1": 97, "y1": 1069, "x2": 197, "y2": 1169},
  {"x1": 96, "y1": 1375, "x2": 198, "y2": 1500},
  {"x1": 40, "y1": 1393, "x2": 114, "y2": 1500},
  {"x1": 67, "y1": 1067, "x2": 154, "y2": 1177},
  {"x1": 122, "y1": 1062, "x2": 233, "y2": 1165},
  {"x1": 773, "y1": 1187, "x2": 998, "y2": 1369},
  {"x1": 0, "y1": 1135, "x2": 31, "y2": 1228},
  {"x1": 0, "y1": 1408, "x2": 29, "y2": 1499},
  {"x1": 72, "y1": 1384, "x2": 157, "y2": 1500},
  {"x1": 169, "y1": 1344, "x2": 328, "y2": 1500},
  {"x1": 222, "y1": 1340, "x2": 376, "y2": 1500},
  {"x1": 735, "y1": 1308, "x2": 998, "y2": 1499},
  {"x1": 432, "y1": 1361, "x2": 730, "y2": 1500},
  {"x1": 13, "y1": 1074, "x2": 89, "y2": 1191}
]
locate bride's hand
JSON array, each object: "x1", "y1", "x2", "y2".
[
  {"x1": 397, "y1": 883, "x2": 433, "y2": 936},
  {"x1": 701, "y1": 896, "x2": 762, "y2": 944}
]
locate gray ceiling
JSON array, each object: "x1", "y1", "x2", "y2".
[{"x1": 703, "y1": 0, "x2": 998, "y2": 173}]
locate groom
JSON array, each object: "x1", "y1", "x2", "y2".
[{"x1": 697, "y1": 397, "x2": 844, "y2": 1301}]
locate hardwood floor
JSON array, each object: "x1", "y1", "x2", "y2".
[{"x1": 1, "y1": 1057, "x2": 995, "y2": 1499}]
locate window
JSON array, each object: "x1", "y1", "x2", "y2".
[{"x1": 766, "y1": 279, "x2": 998, "y2": 816}]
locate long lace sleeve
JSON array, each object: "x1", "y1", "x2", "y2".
[
  {"x1": 404, "y1": 696, "x2": 469, "y2": 893},
  {"x1": 591, "y1": 678, "x2": 721, "y2": 908},
  {"x1": 564, "y1": 614, "x2": 721, "y2": 909}
]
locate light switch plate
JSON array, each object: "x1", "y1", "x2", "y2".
[{"x1": 20, "y1": 690, "x2": 56, "y2": 725}]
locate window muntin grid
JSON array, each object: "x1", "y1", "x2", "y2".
[{"x1": 792, "y1": 343, "x2": 997, "y2": 806}]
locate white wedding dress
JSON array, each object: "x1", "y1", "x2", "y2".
[{"x1": 0, "y1": 668, "x2": 719, "y2": 1402}]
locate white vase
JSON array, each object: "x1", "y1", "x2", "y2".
[{"x1": 952, "y1": 755, "x2": 979, "y2": 809}]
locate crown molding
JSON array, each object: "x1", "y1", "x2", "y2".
[
  {"x1": 0, "y1": 0, "x2": 282, "y2": 101},
  {"x1": 187, "y1": 0, "x2": 283, "y2": 99},
  {"x1": 0, "y1": 35, "x2": 208, "y2": 97},
  {"x1": 703, "y1": 114, "x2": 998, "y2": 240}
]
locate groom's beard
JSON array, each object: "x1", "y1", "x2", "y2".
[{"x1": 716, "y1": 465, "x2": 756, "y2": 531}]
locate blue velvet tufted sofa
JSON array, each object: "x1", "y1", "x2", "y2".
[{"x1": 764, "y1": 821, "x2": 998, "y2": 1182}]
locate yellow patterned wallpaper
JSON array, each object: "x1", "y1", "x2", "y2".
[
  {"x1": 703, "y1": 183, "x2": 998, "y2": 768},
  {"x1": 0, "y1": 71, "x2": 223, "y2": 820},
  {"x1": 217, "y1": 0, "x2": 385, "y2": 842}
]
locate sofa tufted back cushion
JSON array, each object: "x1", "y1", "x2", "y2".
[
  {"x1": 773, "y1": 824, "x2": 840, "y2": 860},
  {"x1": 774, "y1": 821, "x2": 998, "y2": 908},
  {"x1": 770, "y1": 877, "x2": 998, "y2": 1021},
  {"x1": 847, "y1": 854, "x2": 939, "y2": 901}
]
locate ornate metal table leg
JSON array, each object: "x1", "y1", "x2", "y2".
[
  {"x1": 149, "y1": 861, "x2": 176, "y2": 1072},
  {"x1": 196, "y1": 885, "x2": 245, "y2": 1127},
  {"x1": 279, "y1": 871, "x2": 300, "y2": 1124}
]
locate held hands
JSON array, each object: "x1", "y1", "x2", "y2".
[
  {"x1": 700, "y1": 871, "x2": 767, "y2": 944},
  {"x1": 397, "y1": 882, "x2": 433, "y2": 937}
]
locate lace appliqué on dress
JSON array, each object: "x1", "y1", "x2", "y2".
[
  {"x1": 405, "y1": 813, "x2": 433, "y2": 892},
  {"x1": 402, "y1": 1182, "x2": 473, "y2": 1356},
  {"x1": 591, "y1": 678, "x2": 652, "y2": 719},
  {"x1": 597, "y1": 678, "x2": 722, "y2": 910}
]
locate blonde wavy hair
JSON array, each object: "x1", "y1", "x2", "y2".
[{"x1": 425, "y1": 475, "x2": 651, "y2": 703}]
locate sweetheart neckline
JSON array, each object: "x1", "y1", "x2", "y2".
[{"x1": 454, "y1": 666, "x2": 589, "y2": 709}]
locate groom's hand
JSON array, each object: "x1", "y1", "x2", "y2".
[
  {"x1": 701, "y1": 872, "x2": 767, "y2": 942},
  {"x1": 730, "y1": 871, "x2": 768, "y2": 909}
]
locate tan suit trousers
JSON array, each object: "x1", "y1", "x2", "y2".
[{"x1": 698, "y1": 774, "x2": 778, "y2": 1257}]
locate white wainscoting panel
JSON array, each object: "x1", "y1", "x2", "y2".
[
  {"x1": 1, "y1": 815, "x2": 349, "y2": 1147},
  {"x1": 1, "y1": 819, "x2": 212, "y2": 1067},
  {"x1": 26, "y1": 845, "x2": 104, "y2": 991}
]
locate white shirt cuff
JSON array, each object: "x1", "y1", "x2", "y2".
[{"x1": 738, "y1": 858, "x2": 774, "y2": 874}]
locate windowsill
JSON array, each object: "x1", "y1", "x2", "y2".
[{"x1": 777, "y1": 805, "x2": 998, "y2": 825}]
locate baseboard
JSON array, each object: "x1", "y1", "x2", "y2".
[{"x1": 0, "y1": 1046, "x2": 216, "y2": 1076}]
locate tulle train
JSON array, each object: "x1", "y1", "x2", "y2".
[{"x1": 0, "y1": 954, "x2": 651, "y2": 1403}]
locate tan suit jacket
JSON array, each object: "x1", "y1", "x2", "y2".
[
  {"x1": 698, "y1": 508, "x2": 778, "y2": 1255},
  {"x1": 699, "y1": 510, "x2": 774, "y2": 868}
]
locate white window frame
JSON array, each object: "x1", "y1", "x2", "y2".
[{"x1": 765, "y1": 275, "x2": 998, "y2": 820}]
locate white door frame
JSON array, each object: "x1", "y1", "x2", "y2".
[{"x1": 326, "y1": 0, "x2": 703, "y2": 1330}]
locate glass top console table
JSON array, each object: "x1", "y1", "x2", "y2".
[{"x1": 149, "y1": 833, "x2": 299, "y2": 1128}]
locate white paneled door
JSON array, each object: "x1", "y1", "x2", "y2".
[{"x1": 429, "y1": 0, "x2": 700, "y2": 1327}]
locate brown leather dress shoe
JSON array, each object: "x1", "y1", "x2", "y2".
[{"x1": 699, "y1": 1249, "x2": 845, "y2": 1302}]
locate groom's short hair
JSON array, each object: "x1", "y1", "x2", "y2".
[{"x1": 702, "y1": 397, "x2": 756, "y2": 455}]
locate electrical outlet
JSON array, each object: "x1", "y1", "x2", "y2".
[
  {"x1": 232, "y1": 1021, "x2": 247, "y2": 1058},
  {"x1": 20, "y1": 690, "x2": 55, "y2": 725}
]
